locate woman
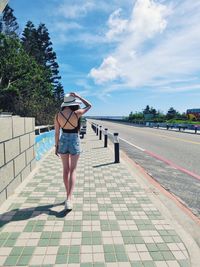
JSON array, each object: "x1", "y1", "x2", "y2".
[{"x1": 54, "y1": 92, "x2": 92, "y2": 210}]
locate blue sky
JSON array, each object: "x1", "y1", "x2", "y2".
[{"x1": 9, "y1": 0, "x2": 200, "y2": 116}]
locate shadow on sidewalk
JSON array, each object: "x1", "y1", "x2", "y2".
[
  {"x1": 0, "y1": 202, "x2": 71, "y2": 228},
  {"x1": 93, "y1": 162, "x2": 115, "y2": 168}
]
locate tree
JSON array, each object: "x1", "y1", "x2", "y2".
[
  {"x1": 143, "y1": 105, "x2": 150, "y2": 114},
  {"x1": 36, "y1": 23, "x2": 61, "y2": 85},
  {"x1": 0, "y1": 4, "x2": 64, "y2": 125},
  {"x1": 150, "y1": 107, "x2": 157, "y2": 116},
  {"x1": 0, "y1": 33, "x2": 26, "y2": 112},
  {"x1": 0, "y1": 5, "x2": 19, "y2": 38},
  {"x1": 21, "y1": 21, "x2": 40, "y2": 60},
  {"x1": 166, "y1": 107, "x2": 177, "y2": 120},
  {"x1": 22, "y1": 22, "x2": 62, "y2": 100},
  {"x1": 0, "y1": 33, "x2": 56, "y2": 124},
  {"x1": 54, "y1": 82, "x2": 64, "y2": 103}
]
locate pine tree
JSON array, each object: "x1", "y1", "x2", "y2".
[
  {"x1": 166, "y1": 107, "x2": 177, "y2": 120},
  {"x1": 143, "y1": 105, "x2": 150, "y2": 114},
  {"x1": 21, "y1": 21, "x2": 40, "y2": 60},
  {"x1": 22, "y1": 22, "x2": 62, "y2": 92},
  {"x1": 36, "y1": 23, "x2": 61, "y2": 86},
  {"x1": 0, "y1": 5, "x2": 19, "y2": 37},
  {"x1": 54, "y1": 82, "x2": 64, "y2": 103}
]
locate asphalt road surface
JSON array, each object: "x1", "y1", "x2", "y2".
[{"x1": 89, "y1": 119, "x2": 200, "y2": 217}]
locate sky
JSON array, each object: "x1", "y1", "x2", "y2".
[{"x1": 8, "y1": 0, "x2": 200, "y2": 116}]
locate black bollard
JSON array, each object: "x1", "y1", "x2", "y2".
[
  {"x1": 99, "y1": 126, "x2": 102, "y2": 140},
  {"x1": 96, "y1": 125, "x2": 98, "y2": 136},
  {"x1": 104, "y1": 128, "x2": 108, "y2": 147},
  {"x1": 113, "y1": 133, "x2": 120, "y2": 163},
  {"x1": 195, "y1": 126, "x2": 197, "y2": 134}
]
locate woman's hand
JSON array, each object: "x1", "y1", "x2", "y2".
[
  {"x1": 70, "y1": 92, "x2": 80, "y2": 99},
  {"x1": 55, "y1": 145, "x2": 60, "y2": 157}
]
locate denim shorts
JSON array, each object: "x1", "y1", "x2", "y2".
[{"x1": 57, "y1": 133, "x2": 81, "y2": 155}]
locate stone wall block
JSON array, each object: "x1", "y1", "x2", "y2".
[
  {"x1": 12, "y1": 116, "x2": 25, "y2": 137},
  {"x1": 21, "y1": 164, "x2": 31, "y2": 181},
  {"x1": 5, "y1": 138, "x2": 20, "y2": 163},
  {"x1": 0, "y1": 117, "x2": 12, "y2": 142},
  {"x1": 20, "y1": 134, "x2": 30, "y2": 153},
  {"x1": 29, "y1": 132, "x2": 35, "y2": 146},
  {"x1": 25, "y1": 118, "x2": 35, "y2": 133},
  {"x1": 0, "y1": 116, "x2": 36, "y2": 207},
  {"x1": 6, "y1": 174, "x2": 21, "y2": 198},
  {"x1": 26, "y1": 146, "x2": 34, "y2": 164},
  {"x1": 14, "y1": 152, "x2": 26, "y2": 177},
  {"x1": 0, "y1": 161, "x2": 14, "y2": 189},
  {"x1": 0, "y1": 143, "x2": 5, "y2": 167},
  {"x1": 0, "y1": 190, "x2": 7, "y2": 207},
  {"x1": 30, "y1": 159, "x2": 36, "y2": 171}
]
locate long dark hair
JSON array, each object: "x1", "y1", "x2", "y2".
[{"x1": 61, "y1": 105, "x2": 81, "y2": 131}]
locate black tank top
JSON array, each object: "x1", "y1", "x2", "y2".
[{"x1": 57, "y1": 111, "x2": 79, "y2": 133}]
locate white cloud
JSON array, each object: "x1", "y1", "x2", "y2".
[
  {"x1": 58, "y1": 1, "x2": 95, "y2": 19},
  {"x1": 90, "y1": 0, "x2": 169, "y2": 83},
  {"x1": 56, "y1": 0, "x2": 134, "y2": 19},
  {"x1": 106, "y1": 9, "x2": 128, "y2": 41},
  {"x1": 89, "y1": 0, "x2": 200, "y2": 95},
  {"x1": 89, "y1": 56, "x2": 120, "y2": 84},
  {"x1": 129, "y1": 0, "x2": 168, "y2": 39}
]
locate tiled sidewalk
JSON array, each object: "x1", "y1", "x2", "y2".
[{"x1": 0, "y1": 125, "x2": 190, "y2": 266}]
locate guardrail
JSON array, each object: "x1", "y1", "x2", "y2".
[
  {"x1": 91, "y1": 122, "x2": 120, "y2": 163},
  {"x1": 147, "y1": 122, "x2": 199, "y2": 134},
  {"x1": 35, "y1": 125, "x2": 54, "y2": 135},
  {"x1": 94, "y1": 118, "x2": 200, "y2": 135},
  {"x1": 35, "y1": 123, "x2": 87, "y2": 138}
]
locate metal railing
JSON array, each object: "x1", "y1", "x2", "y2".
[
  {"x1": 94, "y1": 118, "x2": 200, "y2": 135},
  {"x1": 35, "y1": 125, "x2": 54, "y2": 135}
]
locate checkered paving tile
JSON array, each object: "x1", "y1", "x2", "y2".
[{"x1": 0, "y1": 124, "x2": 190, "y2": 266}]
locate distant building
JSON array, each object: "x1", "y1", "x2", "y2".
[{"x1": 186, "y1": 109, "x2": 200, "y2": 121}]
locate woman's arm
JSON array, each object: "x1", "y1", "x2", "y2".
[
  {"x1": 54, "y1": 113, "x2": 60, "y2": 156},
  {"x1": 70, "y1": 92, "x2": 92, "y2": 115}
]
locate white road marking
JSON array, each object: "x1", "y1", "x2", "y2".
[{"x1": 119, "y1": 137, "x2": 145, "y2": 152}]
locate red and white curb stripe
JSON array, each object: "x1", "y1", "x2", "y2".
[{"x1": 119, "y1": 137, "x2": 200, "y2": 182}]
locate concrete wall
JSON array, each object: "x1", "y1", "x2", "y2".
[{"x1": 0, "y1": 116, "x2": 36, "y2": 206}]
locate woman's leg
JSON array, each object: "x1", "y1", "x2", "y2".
[
  {"x1": 68, "y1": 154, "x2": 80, "y2": 200},
  {"x1": 60, "y1": 154, "x2": 70, "y2": 198}
]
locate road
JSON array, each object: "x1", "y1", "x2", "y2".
[{"x1": 90, "y1": 119, "x2": 200, "y2": 217}]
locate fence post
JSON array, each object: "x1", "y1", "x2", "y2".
[
  {"x1": 104, "y1": 128, "x2": 108, "y2": 147},
  {"x1": 99, "y1": 126, "x2": 102, "y2": 140},
  {"x1": 113, "y1": 133, "x2": 120, "y2": 163},
  {"x1": 96, "y1": 125, "x2": 98, "y2": 136},
  {"x1": 195, "y1": 126, "x2": 197, "y2": 134}
]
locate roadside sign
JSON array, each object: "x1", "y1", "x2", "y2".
[{"x1": 0, "y1": 0, "x2": 9, "y2": 13}]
